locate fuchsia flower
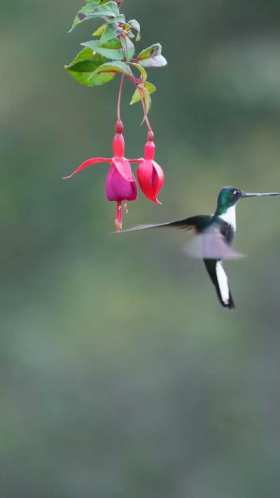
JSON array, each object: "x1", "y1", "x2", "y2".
[
  {"x1": 64, "y1": 123, "x2": 165, "y2": 230},
  {"x1": 136, "y1": 131, "x2": 165, "y2": 205},
  {"x1": 64, "y1": 121, "x2": 138, "y2": 231}
]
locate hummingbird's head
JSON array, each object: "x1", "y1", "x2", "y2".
[
  {"x1": 216, "y1": 187, "x2": 242, "y2": 214},
  {"x1": 216, "y1": 186, "x2": 280, "y2": 215}
]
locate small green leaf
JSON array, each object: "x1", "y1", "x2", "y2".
[
  {"x1": 100, "y1": 24, "x2": 118, "y2": 44},
  {"x1": 66, "y1": 47, "x2": 105, "y2": 71},
  {"x1": 130, "y1": 87, "x2": 142, "y2": 105},
  {"x1": 66, "y1": 59, "x2": 101, "y2": 72},
  {"x1": 138, "y1": 43, "x2": 162, "y2": 60},
  {"x1": 144, "y1": 81, "x2": 157, "y2": 94},
  {"x1": 95, "y1": 61, "x2": 133, "y2": 78},
  {"x1": 120, "y1": 37, "x2": 135, "y2": 60},
  {"x1": 82, "y1": 39, "x2": 124, "y2": 60},
  {"x1": 82, "y1": 37, "x2": 135, "y2": 61},
  {"x1": 106, "y1": 14, "x2": 126, "y2": 24},
  {"x1": 93, "y1": 23, "x2": 107, "y2": 37},
  {"x1": 91, "y1": 71, "x2": 116, "y2": 86},
  {"x1": 132, "y1": 63, "x2": 147, "y2": 81},
  {"x1": 130, "y1": 81, "x2": 156, "y2": 111},
  {"x1": 137, "y1": 43, "x2": 167, "y2": 67},
  {"x1": 65, "y1": 48, "x2": 114, "y2": 87},
  {"x1": 68, "y1": 67, "x2": 115, "y2": 87},
  {"x1": 69, "y1": 1, "x2": 121, "y2": 32}
]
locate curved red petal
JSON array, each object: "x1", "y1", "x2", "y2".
[
  {"x1": 152, "y1": 161, "x2": 165, "y2": 188},
  {"x1": 136, "y1": 159, "x2": 165, "y2": 204},
  {"x1": 63, "y1": 157, "x2": 111, "y2": 180},
  {"x1": 112, "y1": 157, "x2": 135, "y2": 182}
]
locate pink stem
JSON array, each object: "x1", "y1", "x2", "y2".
[
  {"x1": 140, "y1": 97, "x2": 153, "y2": 134},
  {"x1": 116, "y1": 74, "x2": 125, "y2": 122},
  {"x1": 63, "y1": 157, "x2": 111, "y2": 180}
]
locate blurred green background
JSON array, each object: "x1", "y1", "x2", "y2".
[{"x1": 1, "y1": 1, "x2": 280, "y2": 497}]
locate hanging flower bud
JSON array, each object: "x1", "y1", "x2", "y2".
[{"x1": 136, "y1": 131, "x2": 165, "y2": 204}]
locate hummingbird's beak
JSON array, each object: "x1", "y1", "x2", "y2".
[{"x1": 241, "y1": 191, "x2": 280, "y2": 198}]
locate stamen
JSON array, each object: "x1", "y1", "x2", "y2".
[{"x1": 115, "y1": 201, "x2": 123, "y2": 232}]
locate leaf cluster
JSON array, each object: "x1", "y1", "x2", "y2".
[{"x1": 65, "y1": 0, "x2": 167, "y2": 113}]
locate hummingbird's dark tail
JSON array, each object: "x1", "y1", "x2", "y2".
[{"x1": 203, "y1": 259, "x2": 235, "y2": 309}]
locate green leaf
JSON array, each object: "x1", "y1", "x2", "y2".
[
  {"x1": 130, "y1": 82, "x2": 156, "y2": 111},
  {"x1": 65, "y1": 48, "x2": 114, "y2": 87},
  {"x1": 137, "y1": 43, "x2": 167, "y2": 67},
  {"x1": 93, "y1": 23, "x2": 107, "y2": 37},
  {"x1": 99, "y1": 24, "x2": 118, "y2": 44},
  {"x1": 66, "y1": 59, "x2": 101, "y2": 72},
  {"x1": 130, "y1": 87, "x2": 142, "y2": 105},
  {"x1": 90, "y1": 71, "x2": 116, "y2": 86},
  {"x1": 120, "y1": 37, "x2": 135, "y2": 60},
  {"x1": 65, "y1": 47, "x2": 105, "y2": 71},
  {"x1": 106, "y1": 14, "x2": 125, "y2": 24},
  {"x1": 82, "y1": 37, "x2": 135, "y2": 61},
  {"x1": 65, "y1": 48, "x2": 105, "y2": 70},
  {"x1": 82, "y1": 38, "x2": 123, "y2": 60},
  {"x1": 138, "y1": 43, "x2": 162, "y2": 60},
  {"x1": 69, "y1": 1, "x2": 121, "y2": 32},
  {"x1": 144, "y1": 81, "x2": 157, "y2": 94},
  {"x1": 94, "y1": 61, "x2": 133, "y2": 78},
  {"x1": 132, "y1": 63, "x2": 147, "y2": 81}
]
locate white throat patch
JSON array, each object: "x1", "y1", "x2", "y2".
[{"x1": 219, "y1": 205, "x2": 236, "y2": 231}]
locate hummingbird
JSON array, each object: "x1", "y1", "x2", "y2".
[{"x1": 122, "y1": 186, "x2": 280, "y2": 309}]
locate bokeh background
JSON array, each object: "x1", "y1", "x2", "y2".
[{"x1": 1, "y1": 1, "x2": 280, "y2": 496}]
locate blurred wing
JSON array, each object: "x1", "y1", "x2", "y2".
[
  {"x1": 183, "y1": 226, "x2": 244, "y2": 260},
  {"x1": 119, "y1": 222, "x2": 176, "y2": 233},
  {"x1": 120, "y1": 215, "x2": 212, "y2": 233}
]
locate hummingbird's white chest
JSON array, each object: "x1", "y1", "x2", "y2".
[{"x1": 219, "y1": 206, "x2": 236, "y2": 231}]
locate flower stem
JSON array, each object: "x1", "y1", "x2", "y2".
[
  {"x1": 140, "y1": 97, "x2": 154, "y2": 135},
  {"x1": 116, "y1": 74, "x2": 125, "y2": 122}
]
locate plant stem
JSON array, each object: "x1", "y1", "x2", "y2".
[
  {"x1": 140, "y1": 97, "x2": 153, "y2": 134},
  {"x1": 116, "y1": 73, "x2": 125, "y2": 122}
]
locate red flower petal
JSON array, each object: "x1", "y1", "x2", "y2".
[
  {"x1": 152, "y1": 160, "x2": 165, "y2": 187},
  {"x1": 136, "y1": 159, "x2": 165, "y2": 204},
  {"x1": 63, "y1": 157, "x2": 111, "y2": 180},
  {"x1": 105, "y1": 163, "x2": 137, "y2": 202}
]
